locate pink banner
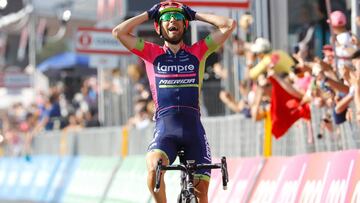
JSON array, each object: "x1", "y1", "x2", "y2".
[
  {"x1": 345, "y1": 151, "x2": 360, "y2": 203},
  {"x1": 272, "y1": 154, "x2": 309, "y2": 203},
  {"x1": 295, "y1": 150, "x2": 358, "y2": 203},
  {"x1": 208, "y1": 158, "x2": 222, "y2": 200},
  {"x1": 294, "y1": 152, "x2": 333, "y2": 202},
  {"x1": 207, "y1": 150, "x2": 360, "y2": 202},
  {"x1": 209, "y1": 157, "x2": 264, "y2": 203},
  {"x1": 248, "y1": 156, "x2": 289, "y2": 202}
]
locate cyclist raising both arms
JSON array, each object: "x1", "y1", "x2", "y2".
[{"x1": 112, "y1": 1, "x2": 235, "y2": 202}]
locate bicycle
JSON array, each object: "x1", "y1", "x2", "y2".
[{"x1": 154, "y1": 149, "x2": 229, "y2": 203}]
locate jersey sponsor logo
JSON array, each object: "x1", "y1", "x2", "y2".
[
  {"x1": 159, "y1": 78, "x2": 196, "y2": 85},
  {"x1": 157, "y1": 62, "x2": 195, "y2": 73},
  {"x1": 203, "y1": 134, "x2": 212, "y2": 162}
]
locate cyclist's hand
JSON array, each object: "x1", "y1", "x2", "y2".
[
  {"x1": 182, "y1": 4, "x2": 196, "y2": 21},
  {"x1": 147, "y1": 3, "x2": 161, "y2": 20}
]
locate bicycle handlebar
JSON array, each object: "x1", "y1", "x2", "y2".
[
  {"x1": 153, "y1": 156, "x2": 229, "y2": 193},
  {"x1": 163, "y1": 163, "x2": 222, "y2": 171}
]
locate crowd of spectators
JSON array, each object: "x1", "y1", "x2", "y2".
[
  {"x1": 124, "y1": 63, "x2": 154, "y2": 130},
  {"x1": 0, "y1": 77, "x2": 100, "y2": 156},
  {"x1": 218, "y1": 9, "x2": 360, "y2": 143}
]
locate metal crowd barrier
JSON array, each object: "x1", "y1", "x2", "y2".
[
  {"x1": 26, "y1": 107, "x2": 360, "y2": 158},
  {"x1": 32, "y1": 127, "x2": 122, "y2": 156}
]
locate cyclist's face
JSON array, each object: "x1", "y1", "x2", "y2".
[{"x1": 160, "y1": 12, "x2": 185, "y2": 44}]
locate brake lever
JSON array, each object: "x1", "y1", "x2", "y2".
[{"x1": 221, "y1": 156, "x2": 229, "y2": 190}]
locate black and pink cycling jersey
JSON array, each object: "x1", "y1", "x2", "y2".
[
  {"x1": 131, "y1": 35, "x2": 218, "y2": 119},
  {"x1": 131, "y1": 35, "x2": 218, "y2": 180}
]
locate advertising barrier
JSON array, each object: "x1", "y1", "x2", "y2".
[
  {"x1": 249, "y1": 156, "x2": 289, "y2": 202},
  {"x1": 272, "y1": 155, "x2": 308, "y2": 203},
  {"x1": 21, "y1": 156, "x2": 59, "y2": 202},
  {"x1": 0, "y1": 157, "x2": 18, "y2": 200},
  {"x1": 61, "y1": 156, "x2": 120, "y2": 203},
  {"x1": 347, "y1": 151, "x2": 360, "y2": 203},
  {"x1": 249, "y1": 155, "x2": 308, "y2": 203},
  {"x1": 209, "y1": 157, "x2": 265, "y2": 203},
  {"x1": 0, "y1": 156, "x2": 64, "y2": 202},
  {"x1": 105, "y1": 155, "x2": 150, "y2": 203},
  {"x1": 1, "y1": 150, "x2": 360, "y2": 202},
  {"x1": 296, "y1": 150, "x2": 358, "y2": 203},
  {"x1": 46, "y1": 157, "x2": 77, "y2": 203},
  {"x1": 247, "y1": 150, "x2": 359, "y2": 203}
]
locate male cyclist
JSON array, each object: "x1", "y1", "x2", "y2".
[{"x1": 112, "y1": 2, "x2": 235, "y2": 202}]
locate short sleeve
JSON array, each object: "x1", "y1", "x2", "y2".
[
  {"x1": 190, "y1": 35, "x2": 219, "y2": 60},
  {"x1": 204, "y1": 35, "x2": 219, "y2": 54},
  {"x1": 131, "y1": 38, "x2": 161, "y2": 62}
]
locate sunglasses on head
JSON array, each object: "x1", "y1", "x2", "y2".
[{"x1": 159, "y1": 12, "x2": 185, "y2": 22}]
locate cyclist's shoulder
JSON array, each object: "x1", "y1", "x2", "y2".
[
  {"x1": 184, "y1": 35, "x2": 218, "y2": 57},
  {"x1": 132, "y1": 38, "x2": 164, "y2": 59},
  {"x1": 134, "y1": 37, "x2": 162, "y2": 50}
]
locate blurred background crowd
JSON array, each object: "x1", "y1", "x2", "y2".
[{"x1": 219, "y1": 9, "x2": 360, "y2": 138}]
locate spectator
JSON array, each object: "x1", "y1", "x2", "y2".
[
  {"x1": 63, "y1": 113, "x2": 83, "y2": 133},
  {"x1": 127, "y1": 63, "x2": 151, "y2": 101},
  {"x1": 328, "y1": 10, "x2": 358, "y2": 70},
  {"x1": 239, "y1": 12, "x2": 253, "y2": 34},
  {"x1": 81, "y1": 77, "x2": 98, "y2": 111},
  {"x1": 295, "y1": 0, "x2": 331, "y2": 59},
  {"x1": 351, "y1": 50, "x2": 360, "y2": 124},
  {"x1": 219, "y1": 80, "x2": 254, "y2": 118},
  {"x1": 43, "y1": 93, "x2": 63, "y2": 130},
  {"x1": 125, "y1": 99, "x2": 151, "y2": 130},
  {"x1": 247, "y1": 37, "x2": 294, "y2": 80},
  {"x1": 84, "y1": 109, "x2": 101, "y2": 127}
]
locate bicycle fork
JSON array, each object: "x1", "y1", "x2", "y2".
[{"x1": 179, "y1": 161, "x2": 198, "y2": 202}]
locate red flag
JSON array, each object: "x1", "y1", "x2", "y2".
[{"x1": 269, "y1": 77, "x2": 311, "y2": 139}]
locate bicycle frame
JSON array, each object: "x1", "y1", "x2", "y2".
[{"x1": 154, "y1": 150, "x2": 228, "y2": 203}]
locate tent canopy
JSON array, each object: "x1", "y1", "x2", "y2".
[{"x1": 37, "y1": 52, "x2": 89, "y2": 72}]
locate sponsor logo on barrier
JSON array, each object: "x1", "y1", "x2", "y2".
[
  {"x1": 325, "y1": 160, "x2": 354, "y2": 203},
  {"x1": 299, "y1": 162, "x2": 330, "y2": 203},
  {"x1": 277, "y1": 164, "x2": 307, "y2": 203},
  {"x1": 210, "y1": 158, "x2": 264, "y2": 203},
  {"x1": 252, "y1": 167, "x2": 286, "y2": 202},
  {"x1": 351, "y1": 181, "x2": 360, "y2": 203}
]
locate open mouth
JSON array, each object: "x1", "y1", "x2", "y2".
[{"x1": 168, "y1": 26, "x2": 178, "y2": 32}]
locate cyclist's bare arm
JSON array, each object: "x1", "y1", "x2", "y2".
[
  {"x1": 112, "y1": 12, "x2": 148, "y2": 50},
  {"x1": 195, "y1": 13, "x2": 236, "y2": 45}
]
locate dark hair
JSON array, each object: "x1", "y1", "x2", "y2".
[
  {"x1": 292, "y1": 45, "x2": 300, "y2": 54},
  {"x1": 290, "y1": 55, "x2": 299, "y2": 65},
  {"x1": 292, "y1": 66, "x2": 303, "y2": 75},
  {"x1": 317, "y1": 0, "x2": 327, "y2": 16},
  {"x1": 351, "y1": 49, "x2": 360, "y2": 59}
]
